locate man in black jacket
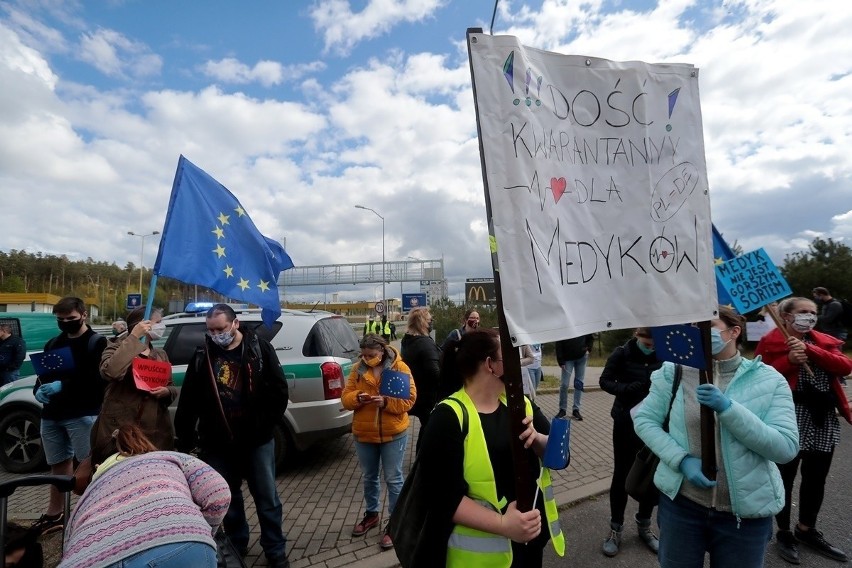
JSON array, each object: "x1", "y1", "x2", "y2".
[
  {"x1": 812, "y1": 287, "x2": 847, "y2": 341},
  {"x1": 554, "y1": 334, "x2": 594, "y2": 420},
  {"x1": 175, "y1": 304, "x2": 290, "y2": 568}
]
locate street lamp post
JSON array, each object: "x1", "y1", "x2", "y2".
[
  {"x1": 128, "y1": 231, "x2": 160, "y2": 295},
  {"x1": 355, "y1": 205, "x2": 385, "y2": 320}
]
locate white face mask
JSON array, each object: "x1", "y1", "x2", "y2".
[
  {"x1": 790, "y1": 313, "x2": 817, "y2": 333},
  {"x1": 147, "y1": 322, "x2": 166, "y2": 340}
]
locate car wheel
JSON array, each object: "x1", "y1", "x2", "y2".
[
  {"x1": 272, "y1": 425, "x2": 293, "y2": 472},
  {"x1": 0, "y1": 407, "x2": 46, "y2": 473}
]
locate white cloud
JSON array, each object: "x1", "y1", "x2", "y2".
[
  {"x1": 310, "y1": 0, "x2": 446, "y2": 55},
  {"x1": 78, "y1": 28, "x2": 162, "y2": 78},
  {"x1": 201, "y1": 57, "x2": 325, "y2": 86}
]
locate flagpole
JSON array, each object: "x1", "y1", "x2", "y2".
[
  {"x1": 698, "y1": 321, "x2": 717, "y2": 480},
  {"x1": 143, "y1": 274, "x2": 159, "y2": 321}
]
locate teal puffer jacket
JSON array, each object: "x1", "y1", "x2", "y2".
[{"x1": 633, "y1": 358, "x2": 799, "y2": 518}]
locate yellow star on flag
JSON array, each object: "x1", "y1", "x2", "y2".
[
  {"x1": 217, "y1": 212, "x2": 230, "y2": 226},
  {"x1": 223, "y1": 264, "x2": 234, "y2": 278},
  {"x1": 234, "y1": 206, "x2": 246, "y2": 217},
  {"x1": 258, "y1": 280, "x2": 270, "y2": 292},
  {"x1": 212, "y1": 226, "x2": 225, "y2": 239},
  {"x1": 213, "y1": 244, "x2": 226, "y2": 258},
  {"x1": 237, "y1": 278, "x2": 250, "y2": 291}
]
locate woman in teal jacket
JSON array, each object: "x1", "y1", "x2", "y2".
[{"x1": 633, "y1": 307, "x2": 799, "y2": 568}]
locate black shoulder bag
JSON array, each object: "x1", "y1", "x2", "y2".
[
  {"x1": 625, "y1": 364, "x2": 682, "y2": 502},
  {"x1": 388, "y1": 397, "x2": 467, "y2": 568}
]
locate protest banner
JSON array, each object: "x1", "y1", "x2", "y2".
[
  {"x1": 132, "y1": 358, "x2": 171, "y2": 392},
  {"x1": 714, "y1": 248, "x2": 792, "y2": 313},
  {"x1": 468, "y1": 32, "x2": 717, "y2": 344}
]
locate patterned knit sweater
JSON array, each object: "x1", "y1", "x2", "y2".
[{"x1": 60, "y1": 451, "x2": 231, "y2": 568}]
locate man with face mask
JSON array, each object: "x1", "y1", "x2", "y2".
[
  {"x1": 175, "y1": 304, "x2": 290, "y2": 568},
  {"x1": 31, "y1": 297, "x2": 107, "y2": 535},
  {"x1": 756, "y1": 297, "x2": 852, "y2": 564}
]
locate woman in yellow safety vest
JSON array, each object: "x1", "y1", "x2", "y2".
[{"x1": 416, "y1": 328, "x2": 565, "y2": 567}]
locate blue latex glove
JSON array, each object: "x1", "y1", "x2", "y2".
[
  {"x1": 679, "y1": 456, "x2": 716, "y2": 488},
  {"x1": 696, "y1": 383, "x2": 731, "y2": 413},
  {"x1": 35, "y1": 381, "x2": 62, "y2": 404}
]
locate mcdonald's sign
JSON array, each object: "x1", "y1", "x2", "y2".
[{"x1": 465, "y1": 279, "x2": 496, "y2": 305}]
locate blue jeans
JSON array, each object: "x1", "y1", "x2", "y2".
[
  {"x1": 201, "y1": 439, "x2": 286, "y2": 559},
  {"x1": 528, "y1": 367, "x2": 543, "y2": 389},
  {"x1": 558, "y1": 354, "x2": 588, "y2": 412},
  {"x1": 354, "y1": 435, "x2": 407, "y2": 514},
  {"x1": 103, "y1": 542, "x2": 217, "y2": 567},
  {"x1": 40, "y1": 415, "x2": 96, "y2": 465},
  {"x1": 0, "y1": 370, "x2": 19, "y2": 386},
  {"x1": 657, "y1": 494, "x2": 772, "y2": 568}
]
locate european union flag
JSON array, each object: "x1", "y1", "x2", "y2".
[
  {"x1": 651, "y1": 325, "x2": 706, "y2": 369},
  {"x1": 31, "y1": 346, "x2": 74, "y2": 375},
  {"x1": 153, "y1": 156, "x2": 294, "y2": 327},
  {"x1": 543, "y1": 417, "x2": 571, "y2": 470},
  {"x1": 712, "y1": 224, "x2": 736, "y2": 311},
  {"x1": 380, "y1": 369, "x2": 411, "y2": 400}
]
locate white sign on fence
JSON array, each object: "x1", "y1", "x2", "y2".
[{"x1": 468, "y1": 32, "x2": 717, "y2": 344}]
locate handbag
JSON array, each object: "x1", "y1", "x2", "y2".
[
  {"x1": 625, "y1": 364, "x2": 682, "y2": 502},
  {"x1": 215, "y1": 527, "x2": 248, "y2": 568},
  {"x1": 389, "y1": 397, "x2": 467, "y2": 568}
]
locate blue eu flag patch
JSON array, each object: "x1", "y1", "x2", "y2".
[
  {"x1": 31, "y1": 346, "x2": 75, "y2": 375},
  {"x1": 379, "y1": 369, "x2": 411, "y2": 400},
  {"x1": 651, "y1": 325, "x2": 706, "y2": 369}
]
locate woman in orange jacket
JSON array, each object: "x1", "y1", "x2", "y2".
[{"x1": 342, "y1": 333, "x2": 416, "y2": 551}]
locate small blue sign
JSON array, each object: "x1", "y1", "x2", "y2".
[
  {"x1": 126, "y1": 293, "x2": 142, "y2": 311},
  {"x1": 714, "y1": 248, "x2": 792, "y2": 313},
  {"x1": 401, "y1": 293, "x2": 427, "y2": 313}
]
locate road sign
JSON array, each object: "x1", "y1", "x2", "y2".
[
  {"x1": 126, "y1": 293, "x2": 142, "y2": 311},
  {"x1": 402, "y1": 293, "x2": 427, "y2": 313},
  {"x1": 374, "y1": 301, "x2": 385, "y2": 314}
]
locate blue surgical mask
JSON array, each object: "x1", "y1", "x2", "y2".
[
  {"x1": 636, "y1": 341, "x2": 655, "y2": 355},
  {"x1": 710, "y1": 328, "x2": 731, "y2": 355}
]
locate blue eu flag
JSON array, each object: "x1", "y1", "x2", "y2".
[
  {"x1": 651, "y1": 325, "x2": 706, "y2": 369},
  {"x1": 153, "y1": 156, "x2": 294, "y2": 327},
  {"x1": 31, "y1": 346, "x2": 74, "y2": 375},
  {"x1": 712, "y1": 224, "x2": 736, "y2": 310},
  {"x1": 380, "y1": 369, "x2": 411, "y2": 400},
  {"x1": 543, "y1": 417, "x2": 571, "y2": 470}
]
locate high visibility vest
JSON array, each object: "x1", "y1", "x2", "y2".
[
  {"x1": 441, "y1": 389, "x2": 565, "y2": 567},
  {"x1": 382, "y1": 321, "x2": 391, "y2": 335},
  {"x1": 365, "y1": 321, "x2": 381, "y2": 335}
]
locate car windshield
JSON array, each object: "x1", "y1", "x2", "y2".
[
  {"x1": 164, "y1": 320, "x2": 283, "y2": 366},
  {"x1": 303, "y1": 317, "x2": 359, "y2": 359}
]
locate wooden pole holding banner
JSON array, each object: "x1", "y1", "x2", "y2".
[
  {"x1": 466, "y1": 27, "x2": 535, "y2": 512},
  {"x1": 697, "y1": 320, "x2": 717, "y2": 481}
]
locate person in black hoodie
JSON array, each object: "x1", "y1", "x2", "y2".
[
  {"x1": 400, "y1": 307, "x2": 441, "y2": 452},
  {"x1": 598, "y1": 328, "x2": 662, "y2": 558},
  {"x1": 174, "y1": 304, "x2": 290, "y2": 568}
]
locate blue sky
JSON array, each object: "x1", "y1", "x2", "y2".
[{"x1": 2, "y1": 0, "x2": 851, "y2": 304}]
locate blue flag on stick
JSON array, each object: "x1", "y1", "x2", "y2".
[
  {"x1": 712, "y1": 224, "x2": 736, "y2": 310},
  {"x1": 651, "y1": 325, "x2": 706, "y2": 369},
  {"x1": 31, "y1": 346, "x2": 75, "y2": 375},
  {"x1": 379, "y1": 369, "x2": 411, "y2": 400},
  {"x1": 153, "y1": 156, "x2": 294, "y2": 327},
  {"x1": 543, "y1": 417, "x2": 571, "y2": 470}
]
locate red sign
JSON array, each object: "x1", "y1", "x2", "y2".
[{"x1": 132, "y1": 358, "x2": 172, "y2": 392}]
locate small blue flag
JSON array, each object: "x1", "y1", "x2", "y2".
[
  {"x1": 153, "y1": 156, "x2": 294, "y2": 327},
  {"x1": 543, "y1": 417, "x2": 571, "y2": 470},
  {"x1": 379, "y1": 369, "x2": 411, "y2": 399},
  {"x1": 712, "y1": 224, "x2": 736, "y2": 311},
  {"x1": 31, "y1": 346, "x2": 75, "y2": 375},
  {"x1": 651, "y1": 325, "x2": 706, "y2": 369}
]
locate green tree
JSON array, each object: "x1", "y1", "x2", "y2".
[{"x1": 780, "y1": 237, "x2": 852, "y2": 300}]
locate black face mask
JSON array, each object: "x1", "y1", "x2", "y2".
[{"x1": 58, "y1": 318, "x2": 84, "y2": 334}]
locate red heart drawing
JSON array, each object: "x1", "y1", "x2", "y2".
[{"x1": 551, "y1": 177, "x2": 567, "y2": 203}]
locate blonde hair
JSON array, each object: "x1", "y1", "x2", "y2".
[{"x1": 407, "y1": 307, "x2": 431, "y2": 335}]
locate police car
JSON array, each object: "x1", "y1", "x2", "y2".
[{"x1": 0, "y1": 304, "x2": 359, "y2": 473}]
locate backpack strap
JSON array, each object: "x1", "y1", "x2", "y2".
[{"x1": 444, "y1": 396, "x2": 469, "y2": 437}]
